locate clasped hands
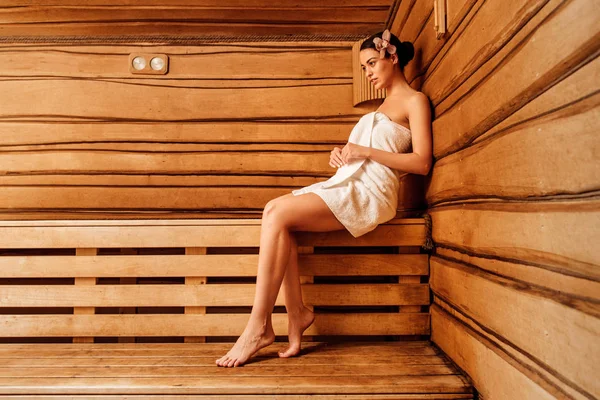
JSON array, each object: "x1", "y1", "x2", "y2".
[{"x1": 328, "y1": 142, "x2": 370, "y2": 169}]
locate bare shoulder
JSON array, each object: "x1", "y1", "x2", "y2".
[{"x1": 407, "y1": 91, "x2": 430, "y2": 111}]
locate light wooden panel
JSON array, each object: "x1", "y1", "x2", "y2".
[
  {"x1": 429, "y1": 201, "x2": 600, "y2": 279},
  {"x1": 0, "y1": 1, "x2": 392, "y2": 37},
  {"x1": 0, "y1": 219, "x2": 427, "y2": 248},
  {"x1": 392, "y1": 0, "x2": 600, "y2": 397},
  {"x1": 0, "y1": 254, "x2": 429, "y2": 277},
  {"x1": 0, "y1": 45, "x2": 353, "y2": 79},
  {"x1": 427, "y1": 93, "x2": 600, "y2": 204},
  {"x1": 431, "y1": 259, "x2": 599, "y2": 399},
  {"x1": 419, "y1": 0, "x2": 549, "y2": 105},
  {"x1": 0, "y1": 284, "x2": 430, "y2": 307},
  {"x1": 432, "y1": 305, "x2": 572, "y2": 400},
  {"x1": 0, "y1": 80, "x2": 361, "y2": 120},
  {"x1": 430, "y1": 0, "x2": 599, "y2": 159},
  {"x1": 0, "y1": 40, "x2": 398, "y2": 218},
  {"x1": 0, "y1": 314, "x2": 430, "y2": 337}
]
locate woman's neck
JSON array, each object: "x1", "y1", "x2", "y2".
[{"x1": 385, "y1": 69, "x2": 413, "y2": 97}]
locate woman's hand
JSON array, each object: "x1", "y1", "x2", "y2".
[
  {"x1": 341, "y1": 142, "x2": 370, "y2": 164},
  {"x1": 329, "y1": 146, "x2": 344, "y2": 168}
]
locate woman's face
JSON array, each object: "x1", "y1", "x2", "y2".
[{"x1": 359, "y1": 48, "x2": 397, "y2": 90}]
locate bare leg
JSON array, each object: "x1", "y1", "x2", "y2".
[
  {"x1": 215, "y1": 193, "x2": 344, "y2": 367},
  {"x1": 279, "y1": 232, "x2": 314, "y2": 358}
]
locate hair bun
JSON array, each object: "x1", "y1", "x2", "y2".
[{"x1": 399, "y1": 41, "x2": 415, "y2": 67}]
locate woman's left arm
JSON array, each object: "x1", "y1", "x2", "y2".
[{"x1": 341, "y1": 93, "x2": 433, "y2": 175}]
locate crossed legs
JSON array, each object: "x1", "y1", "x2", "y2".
[{"x1": 215, "y1": 193, "x2": 345, "y2": 367}]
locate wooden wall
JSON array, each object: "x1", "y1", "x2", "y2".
[
  {"x1": 391, "y1": 0, "x2": 599, "y2": 398},
  {"x1": 0, "y1": 39, "x2": 393, "y2": 219},
  {"x1": 0, "y1": 1, "x2": 391, "y2": 37}
]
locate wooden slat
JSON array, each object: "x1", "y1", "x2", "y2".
[
  {"x1": 0, "y1": 219, "x2": 426, "y2": 248},
  {"x1": 0, "y1": 3, "x2": 389, "y2": 37},
  {"x1": 73, "y1": 248, "x2": 96, "y2": 344},
  {"x1": 1, "y1": 354, "x2": 450, "y2": 367},
  {"x1": 0, "y1": 150, "x2": 331, "y2": 175},
  {"x1": 0, "y1": 341, "x2": 438, "y2": 355},
  {"x1": 430, "y1": 201, "x2": 600, "y2": 280},
  {"x1": 0, "y1": 121, "x2": 354, "y2": 146},
  {"x1": 1, "y1": 1, "x2": 391, "y2": 6},
  {"x1": 426, "y1": 94, "x2": 600, "y2": 204},
  {"x1": 1, "y1": 364, "x2": 458, "y2": 378},
  {"x1": 430, "y1": 257, "x2": 599, "y2": 398},
  {"x1": 431, "y1": 0, "x2": 600, "y2": 159},
  {"x1": 473, "y1": 53, "x2": 600, "y2": 145},
  {"x1": 0, "y1": 45, "x2": 353, "y2": 79},
  {"x1": 0, "y1": 174, "x2": 324, "y2": 187},
  {"x1": 435, "y1": 247, "x2": 599, "y2": 303},
  {"x1": 184, "y1": 247, "x2": 207, "y2": 343},
  {"x1": 0, "y1": 79, "x2": 366, "y2": 120},
  {"x1": 0, "y1": 186, "x2": 292, "y2": 212},
  {"x1": 0, "y1": 313, "x2": 431, "y2": 336},
  {"x1": 420, "y1": 0, "x2": 548, "y2": 105},
  {"x1": 0, "y1": 283, "x2": 430, "y2": 307},
  {"x1": 0, "y1": 395, "x2": 474, "y2": 400},
  {"x1": 0, "y1": 375, "x2": 470, "y2": 396},
  {"x1": 0, "y1": 254, "x2": 429, "y2": 278},
  {"x1": 431, "y1": 305, "x2": 566, "y2": 400}
]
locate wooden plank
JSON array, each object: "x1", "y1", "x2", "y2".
[
  {"x1": 184, "y1": 247, "x2": 207, "y2": 343},
  {"x1": 0, "y1": 283, "x2": 431, "y2": 307},
  {"x1": 1, "y1": 364, "x2": 458, "y2": 378},
  {"x1": 0, "y1": 218, "x2": 424, "y2": 227},
  {"x1": 1, "y1": 142, "x2": 337, "y2": 153},
  {"x1": 435, "y1": 247, "x2": 600, "y2": 302},
  {"x1": 2, "y1": 354, "x2": 451, "y2": 367},
  {"x1": 421, "y1": 0, "x2": 548, "y2": 105},
  {"x1": 0, "y1": 313, "x2": 431, "y2": 337},
  {"x1": 0, "y1": 395, "x2": 475, "y2": 400},
  {"x1": 431, "y1": 0, "x2": 600, "y2": 158},
  {"x1": 429, "y1": 200, "x2": 600, "y2": 280},
  {"x1": 403, "y1": 0, "x2": 479, "y2": 85},
  {"x1": 0, "y1": 186, "x2": 290, "y2": 212},
  {"x1": 0, "y1": 121, "x2": 355, "y2": 146},
  {"x1": 0, "y1": 375, "x2": 470, "y2": 395},
  {"x1": 0, "y1": 220, "x2": 426, "y2": 248},
  {"x1": 0, "y1": 150, "x2": 331, "y2": 175},
  {"x1": 0, "y1": 3, "x2": 388, "y2": 37},
  {"x1": 73, "y1": 248, "x2": 96, "y2": 344},
  {"x1": 0, "y1": 7, "x2": 387, "y2": 25},
  {"x1": 0, "y1": 80, "x2": 367, "y2": 120},
  {"x1": 398, "y1": 0, "x2": 432, "y2": 43},
  {"x1": 473, "y1": 53, "x2": 600, "y2": 145},
  {"x1": 431, "y1": 304, "x2": 569, "y2": 400},
  {"x1": 1, "y1": 1, "x2": 391, "y2": 6},
  {"x1": 0, "y1": 342, "x2": 439, "y2": 356},
  {"x1": 430, "y1": 257, "x2": 600, "y2": 398},
  {"x1": 426, "y1": 93, "x2": 600, "y2": 204},
  {"x1": 0, "y1": 254, "x2": 429, "y2": 278},
  {"x1": 0, "y1": 174, "x2": 324, "y2": 187}
]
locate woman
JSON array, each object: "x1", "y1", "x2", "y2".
[{"x1": 216, "y1": 30, "x2": 432, "y2": 368}]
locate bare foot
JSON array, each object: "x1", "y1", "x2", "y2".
[
  {"x1": 216, "y1": 325, "x2": 275, "y2": 367},
  {"x1": 279, "y1": 307, "x2": 315, "y2": 358}
]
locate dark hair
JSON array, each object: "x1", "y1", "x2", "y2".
[{"x1": 360, "y1": 31, "x2": 414, "y2": 69}]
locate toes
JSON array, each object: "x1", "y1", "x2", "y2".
[
  {"x1": 216, "y1": 356, "x2": 229, "y2": 367},
  {"x1": 227, "y1": 358, "x2": 236, "y2": 368},
  {"x1": 278, "y1": 346, "x2": 300, "y2": 358}
]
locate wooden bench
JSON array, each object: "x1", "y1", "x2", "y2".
[{"x1": 0, "y1": 218, "x2": 474, "y2": 398}]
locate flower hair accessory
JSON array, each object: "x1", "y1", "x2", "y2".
[{"x1": 373, "y1": 29, "x2": 397, "y2": 59}]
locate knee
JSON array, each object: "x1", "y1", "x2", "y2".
[{"x1": 262, "y1": 199, "x2": 289, "y2": 230}]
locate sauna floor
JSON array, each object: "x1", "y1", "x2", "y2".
[{"x1": 0, "y1": 341, "x2": 474, "y2": 399}]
